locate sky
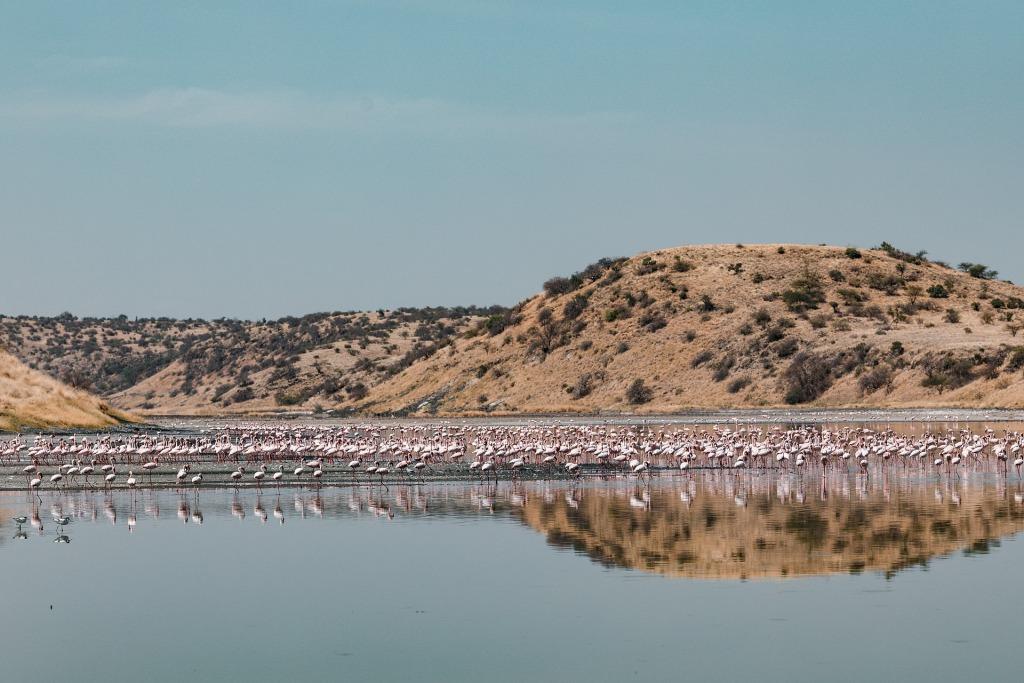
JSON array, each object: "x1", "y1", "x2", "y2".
[{"x1": 1, "y1": 1, "x2": 1021, "y2": 319}]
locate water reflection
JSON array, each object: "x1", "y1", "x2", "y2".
[{"x1": 4, "y1": 473, "x2": 1024, "y2": 580}]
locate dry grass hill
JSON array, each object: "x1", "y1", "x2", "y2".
[
  {"x1": 358, "y1": 243, "x2": 1024, "y2": 414},
  {"x1": 0, "y1": 350, "x2": 136, "y2": 431},
  {"x1": 4, "y1": 242, "x2": 1024, "y2": 419},
  {"x1": 0, "y1": 307, "x2": 500, "y2": 417}
]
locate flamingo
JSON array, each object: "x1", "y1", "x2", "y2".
[
  {"x1": 29, "y1": 473, "x2": 43, "y2": 500},
  {"x1": 254, "y1": 464, "x2": 267, "y2": 491}
]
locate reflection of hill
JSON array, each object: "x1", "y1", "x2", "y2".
[{"x1": 517, "y1": 484, "x2": 1024, "y2": 579}]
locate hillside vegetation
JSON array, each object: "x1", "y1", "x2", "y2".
[
  {"x1": 5, "y1": 243, "x2": 1024, "y2": 417},
  {"x1": 0, "y1": 307, "x2": 500, "y2": 415},
  {"x1": 357, "y1": 243, "x2": 1024, "y2": 414},
  {"x1": 0, "y1": 350, "x2": 136, "y2": 431}
]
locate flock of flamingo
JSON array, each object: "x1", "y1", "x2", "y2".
[{"x1": 3, "y1": 423, "x2": 1024, "y2": 497}]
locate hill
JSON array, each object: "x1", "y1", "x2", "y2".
[
  {"x1": 0, "y1": 350, "x2": 136, "y2": 431},
  {"x1": 5, "y1": 242, "x2": 1024, "y2": 417},
  {"x1": 0, "y1": 307, "x2": 501, "y2": 416},
  {"x1": 356, "y1": 243, "x2": 1024, "y2": 414}
]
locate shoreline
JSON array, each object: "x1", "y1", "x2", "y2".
[{"x1": 7, "y1": 407, "x2": 1024, "y2": 435}]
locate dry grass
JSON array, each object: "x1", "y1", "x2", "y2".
[
  {"x1": 6, "y1": 242, "x2": 1024, "y2": 418},
  {"x1": 357, "y1": 243, "x2": 1024, "y2": 414},
  {"x1": 0, "y1": 351, "x2": 138, "y2": 431}
]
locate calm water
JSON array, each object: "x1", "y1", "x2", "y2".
[{"x1": 2, "y1": 473, "x2": 1023, "y2": 682}]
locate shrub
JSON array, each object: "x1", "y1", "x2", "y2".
[
  {"x1": 1007, "y1": 347, "x2": 1024, "y2": 372},
  {"x1": 635, "y1": 256, "x2": 663, "y2": 275},
  {"x1": 878, "y1": 242, "x2": 927, "y2": 265},
  {"x1": 275, "y1": 391, "x2": 303, "y2": 406},
  {"x1": 777, "y1": 246, "x2": 786, "y2": 254},
  {"x1": 600, "y1": 269, "x2": 623, "y2": 287},
  {"x1": 945, "y1": 308, "x2": 961, "y2": 324},
  {"x1": 483, "y1": 311, "x2": 521, "y2": 336},
  {"x1": 698, "y1": 294, "x2": 716, "y2": 312},
  {"x1": 543, "y1": 276, "x2": 577, "y2": 296},
  {"x1": 751, "y1": 272, "x2": 767, "y2": 284},
  {"x1": 604, "y1": 307, "x2": 625, "y2": 322},
  {"x1": 625, "y1": 379, "x2": 653, "y2": 404},
  {"x1": 809, "y1": 313, "x2": 829, "y2": 329},
  {"x1": 927, "y1": 284, "x2": 949, "y2": 298},
  {"x1": 571, "y1": 373, "x2": 596, "y2": 399},
  {"x1": 774, "y1": 337, "x2": 799, "y2": 358},
  {"x1": 672, "y1": 256, "x2": 693, "y2": 272},
  {"x1": 836, "y1": 288, "x2": 868, "y2": 306},
  {"x1": 920, "y1": 353, "x2": 975, "y2": 393},
  {"x1": 346, "y1": 382, "x2": 369, "y2": 400},
  {"x1": 866, "y1": 272, "x2": 902, "y2": 295},
  {"x1": 563, "y1": 295, "x2": 589, "y2": 320},
  {"x1": 232, "y1": 386, "x2": 255, "y2": 403},
  {"x1": 727, "y1": 376, "x2": 751, "y2": 394},
  {"x1": 828, "y1": 269, "x2": 845, "y2": 282},
  {"x1": 782, "y1": 273, "x2": 826, "y2": 312},
  {"x1": 858, "y1": 365, "x2": 892, "y2": 394},
  {"x1": 958, "y1": 262, "x2": 998, "y2": 280},
  {"x1": 845, "y1": 247, "x2": 862, "y2": 259},
  {"x1": 578, "y1": 257, "x2": 625, "y2": 282},
  {"x1": 738, "y1": 323, "x2": 754, "y2": 335},
  {"x1": 691, "y1": 350, "x2": 713, "y2": 368},
  {"x1": 639, "y1": 312, "x2": 667, "y2": 332},
  {"x1": 783, "y1": 352, "x2": 832, "y2": 404},
  {"x1": 921, "y1": 374, "x2": 949, "y2": 393},
  {"x1": 753, "y1": 308, "x2": 772, "y2": 326},
  {"x1": 712, "y1": 355, "x2": 735, "y2": 382}
]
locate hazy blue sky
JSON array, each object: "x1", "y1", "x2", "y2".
[{"x1": 1, "y1": 1, "x2": 1021, "y2": 319}]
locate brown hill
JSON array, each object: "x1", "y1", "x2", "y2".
[
  {"x1": 357, "y1": 243, "x2": 1024, "y2": 414},
  {"x1": 5, "y1": 243, "x2": 1024, "y2": 417},
  {"x1": 0, "y1": 308, "x2": 499, "y2": 416},
  {"x1": 0, "y1": 350, "x2": 136, "y2": 431}
]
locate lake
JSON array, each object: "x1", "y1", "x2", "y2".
[{"x1": 3, "y1": 468, "x2": 1022, "y2": 682}]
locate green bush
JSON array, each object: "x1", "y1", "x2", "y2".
[
  {"x1": 958, "y1": 262, "x2": 998, "y2": 280},
  {"x1": 782, "y1": 273, "x2": 826, "y2": 312}
]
